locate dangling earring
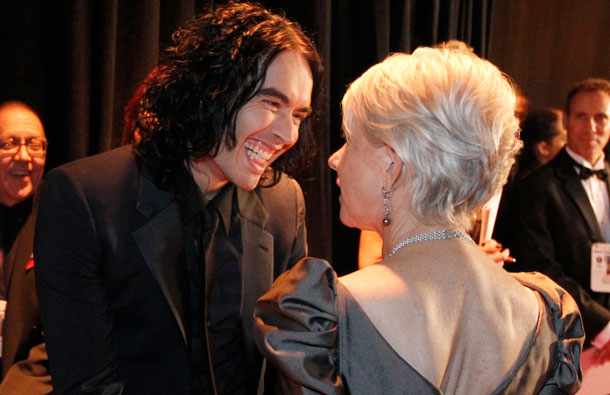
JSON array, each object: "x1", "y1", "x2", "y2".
[{"x1": 382, "y1": 186, "x2": 393, "y2": 226}]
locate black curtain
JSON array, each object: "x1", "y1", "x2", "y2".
[{"x1": 0, "y1": 0, "x2": 493, "y2": 275}]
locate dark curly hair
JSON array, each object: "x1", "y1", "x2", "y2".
[{"x1": 134, "y1": 2, "x2": 323, "y2": 195}]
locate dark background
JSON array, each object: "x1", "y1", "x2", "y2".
[{"x1": 2, "y1": 0, "x2": 609, "y2": 275}]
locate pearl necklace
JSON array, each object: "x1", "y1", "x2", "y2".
[{"x1": 387, "y1": 230, "x2": 473, "y2": 257}]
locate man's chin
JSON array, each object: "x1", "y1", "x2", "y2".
[
  {"x1": 0, "y1": 192, "x2": 31, "y2": 207},
  {"x1": 234, "y1": 176, "x2": 263, "y2": 191}
]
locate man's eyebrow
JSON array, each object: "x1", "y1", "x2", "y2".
[{"x1": 257, "y1": 88, "x2": 312, "y2": 114}]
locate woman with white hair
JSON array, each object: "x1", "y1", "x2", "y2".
[{"x1": 254, "y1": 48, "x2": 583, "y2": 394}]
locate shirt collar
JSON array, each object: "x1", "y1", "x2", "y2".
[
  {"x1": 209, "y1": 183, "x2": 234, "y2": 236},
  {"x1": 566, "y1": 146, "x2": 606, "y2": 170},
  {"x1": 178, "y1": 176, "x2": 235, "y2": 236},
  {"x1": 179, "y1": 168, "x2": 267, "y2": 233}
]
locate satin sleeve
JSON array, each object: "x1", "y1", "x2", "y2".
[
  {"x1": 254, "y1": 258, "x2": 343, "y2": 395},
  {"x1": 512, "y1": 272, "x2": 585, "y2": 394}
]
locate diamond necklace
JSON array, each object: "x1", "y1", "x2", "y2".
[{"x1": 387, "y1": 229, "x2": 473, "y2": 257}]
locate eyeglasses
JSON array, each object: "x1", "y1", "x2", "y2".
[{"x1": 0, "y1": 137, "x2": 48, "y2": 157}]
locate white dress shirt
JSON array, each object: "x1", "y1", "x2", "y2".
[
  {"x1": 566, "y1": 147, "x2": 610, "y2": 347},
  {"x1": 565, "y1": 147, "x2": 610, "y2": 242}
]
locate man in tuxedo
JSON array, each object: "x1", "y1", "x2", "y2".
[
  {"x1": 34, "y1": 3, "x2": 323, "y2": 394},
  {"x1": 0, "y1": 101, "x2": 51, "y2": 393},
  {"x1": 495, "y1": 78, "x2": 610, "y2": 363}
]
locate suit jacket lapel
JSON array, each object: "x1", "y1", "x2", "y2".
[
  {"x1": 236, "y1": 188, "x2": 273, "y2": 385},
  {"x1": 132, "y1": 175, "x2": 189, "y2": 344},
  {"x1": 556, "y1": 150, "x2": 604, "y2": 241},
  {"x1": 602, "y1": 160, "x2": 610, "y2": 240}
]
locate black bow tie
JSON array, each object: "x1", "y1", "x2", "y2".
[{"x1": 574, "y1": 163, "x2": 608, "y2": 181}]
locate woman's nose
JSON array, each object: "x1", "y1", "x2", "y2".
[{"x1": 328, "y1": 144, "x2": 345, "y2": 171}]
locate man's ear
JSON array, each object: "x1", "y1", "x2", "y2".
[{"x1": 536, "y1": 141, "x2": 550, "y2": 157}]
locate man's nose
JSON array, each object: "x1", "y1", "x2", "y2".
[
  {"x1": 14, "y1": 143, "x2": 33, "y2": 161},
  {"x1": 272, "y1": 113, "x2": 299, "y2": 146}
]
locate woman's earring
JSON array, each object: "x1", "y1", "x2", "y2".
[{"x1": 382, "y1": 186, "x2": 393, "y2": 226}]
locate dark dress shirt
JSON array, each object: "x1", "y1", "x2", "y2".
[{"x1": 182, "y1": 183, "x2": 247, "y2": 393}]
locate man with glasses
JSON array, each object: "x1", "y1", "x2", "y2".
[{"x1": 0, "y1": 101, "x2": 51, "y2": 393}]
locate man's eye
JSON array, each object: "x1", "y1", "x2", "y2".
[
  {"x1": 262, "y1": 99, "x2": 280, "y2": 109},
  {"x1": 293, "y1": 113, "x2": 307, "y2": 122},
  {"x1": 29, "y1": 140, "x2": 43, "y2": 150},
  {"x1": 0, "y1": 140, "x2": 13, "y2": 149}
]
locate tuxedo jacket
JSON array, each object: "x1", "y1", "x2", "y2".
[
  {"x1": 34, "y1": 146, "x2": 307, "y2": 394},
  {"x1": 495, "y1": 148, "x2": 610, "y2": 340},
  {"x1": 0, "y1": 193, "x2": 52, "y2": 394}
]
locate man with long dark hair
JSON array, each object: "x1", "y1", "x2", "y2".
[{"x1": 34, "y1": 3, "x2": 323, "y2": 394}]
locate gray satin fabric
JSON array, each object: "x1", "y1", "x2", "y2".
[{"x1": 254, "y1": 259, "x2": 583, "y2": 395}]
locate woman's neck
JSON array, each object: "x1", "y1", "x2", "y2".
[{"x1": 381, "y1": 220, "x2": 463, "y2": 259}]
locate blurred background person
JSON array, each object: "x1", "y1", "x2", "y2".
[
  {"x1": 0, "y1": 101, "x2": 51, "y2": 393},
  {"x1": 493, "y1": 107, "x2": 567, "y2": 255},
  {"x1": 254, "y1": 48, "x2": 583, "y2": 394},
  {"x1": 495, "y1": 78, "x2": 610, "y2": 365},
  {"x1": 514, "y1": 87, "x2": 530, "y2": 125},
  {"x1": 511, "y1": 107, "x2": 567, "y2": 182}
]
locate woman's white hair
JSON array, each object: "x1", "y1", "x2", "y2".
[{"x1": 342, "y1": 47, "x2": 521, "y2": 228}]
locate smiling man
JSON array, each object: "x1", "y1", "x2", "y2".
[
  {"x1": 0, "y1": 101, "x2": 51, "y2": 393},
  {"x1": 497, "y1": 78, "x2": 610, "y2": 365},
  {"x1": 34, "y1": 3, "x2": 322, "y2": 394},
  {"x1": 0, "y1": 103, "x2": 45, "y2": 208}
]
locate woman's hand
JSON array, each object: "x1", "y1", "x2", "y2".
[{"x1": 478, "y1": 239, "x2": 515, "y2": 267}]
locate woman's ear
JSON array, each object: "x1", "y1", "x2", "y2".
[{"x1": 382, "y1": 146, "x2": 403, "y2": 189}]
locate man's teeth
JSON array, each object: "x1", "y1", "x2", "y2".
[{"x1": 245, "y1": 141, "x2": 272, "y2": 161}]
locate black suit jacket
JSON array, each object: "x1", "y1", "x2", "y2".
[
  {"x1": 495, "y1": 148, "x2": 610, "y2": 340},
  {"x1": 0, "y1": 193, "x2": 52, "y2": 394},
  {"x1": 34, "y1": 146, "x2": 307, "y2": 394}
]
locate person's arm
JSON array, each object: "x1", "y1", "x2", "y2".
[
  {"x1": 591, "y1": 322, "x2": 610, "y2": 364},
  {"x1": 0, "y1": 342, "x2": 52, "y2": 394},
  {"x1": 34, "y1": 167, "x2": 123, "y2": 394},
  {"x1": 254, "y1": 258, "x2": 342, "y2": 395}
]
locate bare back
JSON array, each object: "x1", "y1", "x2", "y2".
[{"x1": 340, "y1": 238, "x2": 539, "y2": 394}]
